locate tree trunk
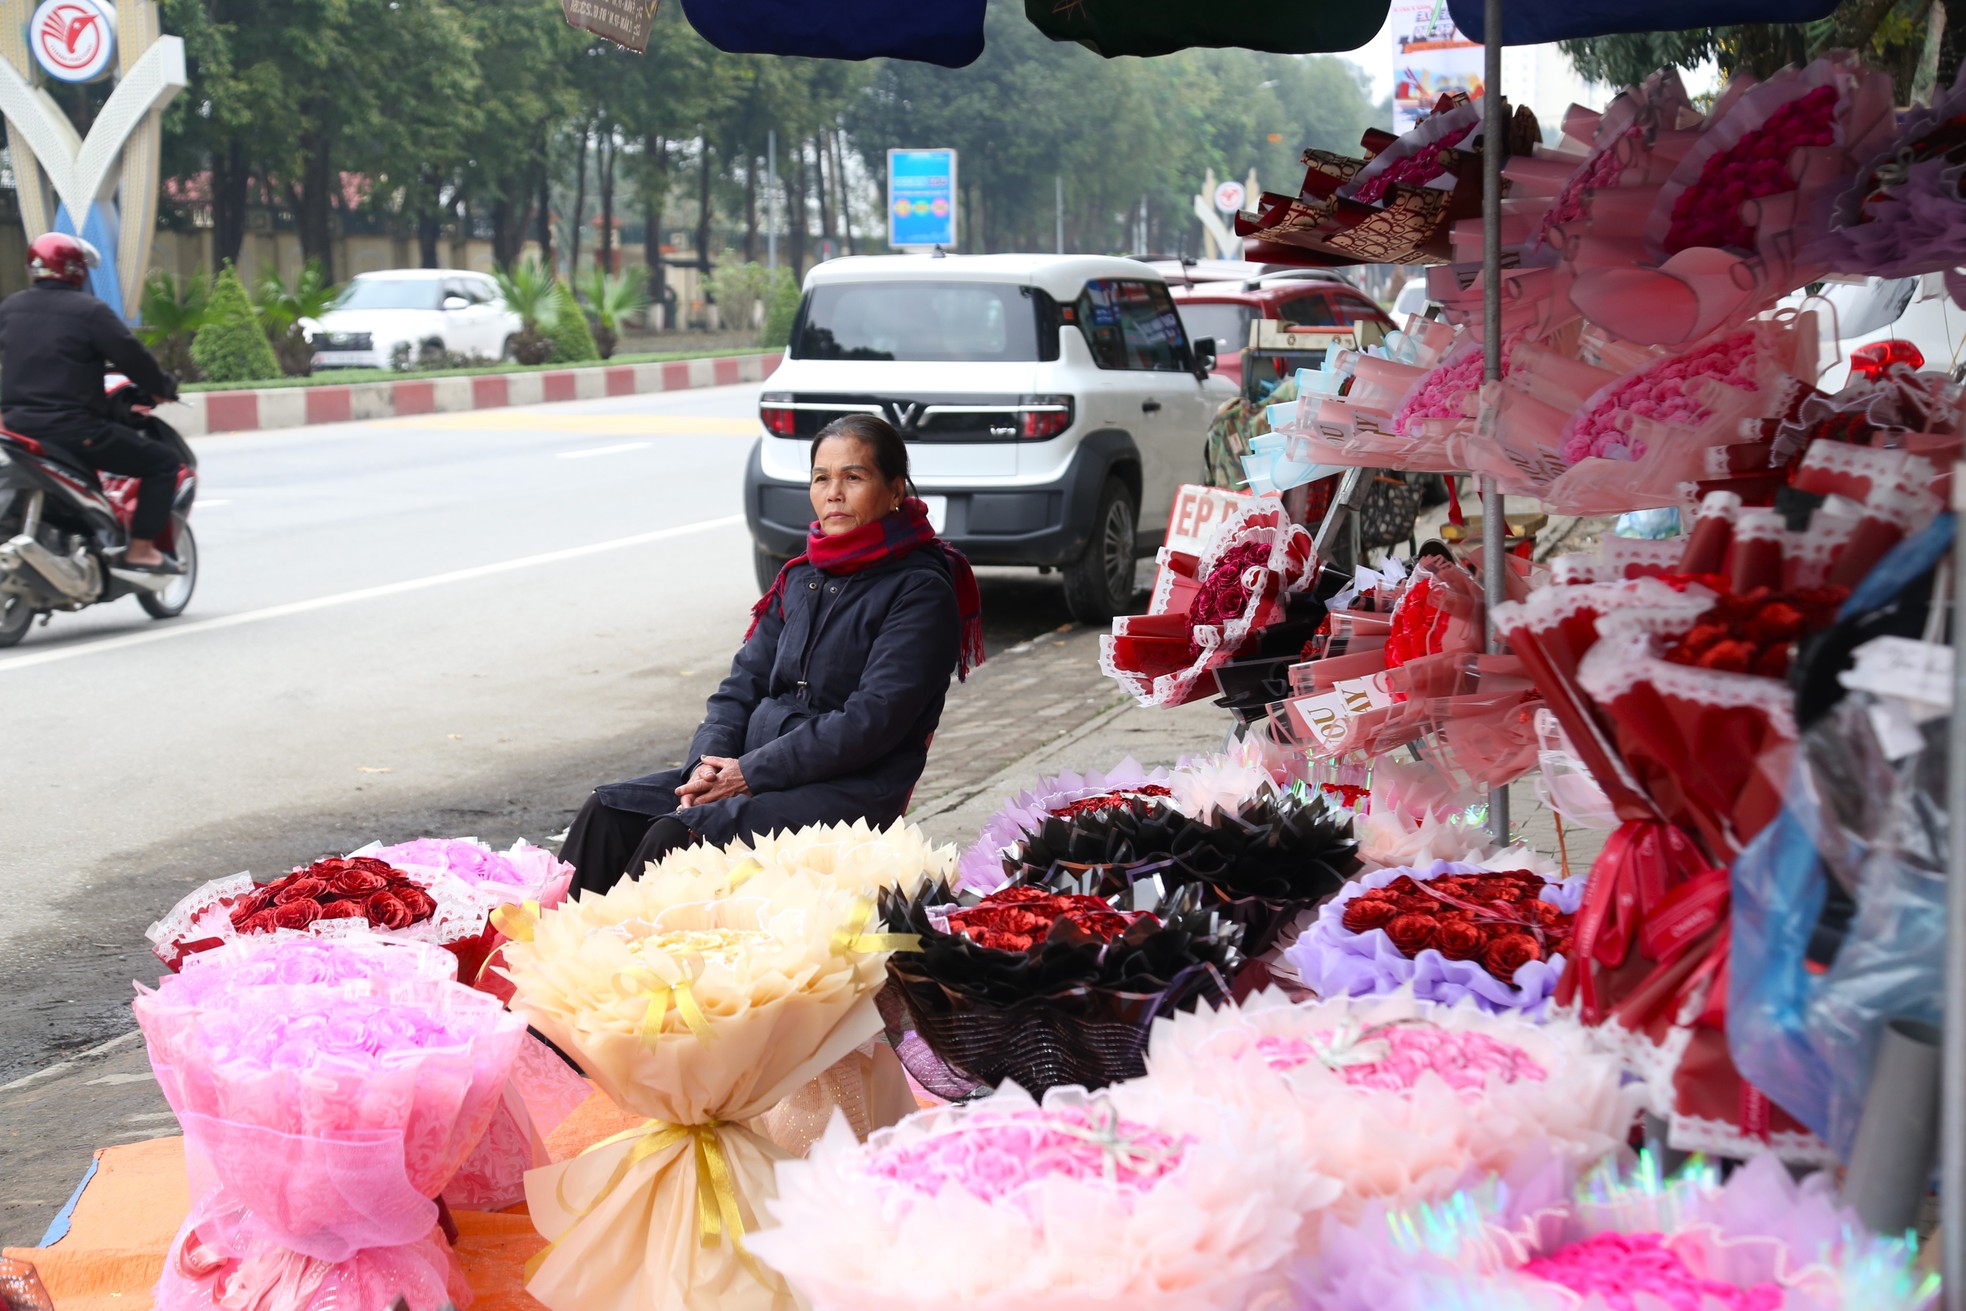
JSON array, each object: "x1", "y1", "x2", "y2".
[
  {"x1": 646, "y1": 134, "x2": 667, "y2": 329},
  {"x1": 829, "y1": 129, "x2": 855, "y2": 255},
  {"x1": 696, "y1": 132, "x2": 714, "y2": 279},
  {"x1": 598, "y1": 129, "x2": 616, "y2": 274},
  {"x1": 417, "y1": 170, "x2": 442, "y2": 268},
  {"x1": 788, "y1": 141, "x2": 807, "y2": 274},
  {"x1": 295, "y1": 113, "x2": 336, "y2": 282},
  {"x1": 536, "y1": 155, "x2": 554, "y2": 269},
  {"x1": 743, "y1": 148, "x2": 758, "y2": 264},
  {"x1": 211, "y1": 136, "x2": 249, "y2": 269},
  {"x1": 813, "y1": 135, "x2": 832, "y2": 250},
  {"x1": 568, "y1": 125, "x2": 590, "y2": 275}
]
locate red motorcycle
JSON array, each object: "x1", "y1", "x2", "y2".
[{"x1": 0, "y1": 375, "x2": 198, "y2": 647}]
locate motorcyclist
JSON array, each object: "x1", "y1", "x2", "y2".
[{"x1": 0, "y1": 233, "x2": 183, "y2": 571}]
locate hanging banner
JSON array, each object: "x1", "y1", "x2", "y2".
[
  {"x1": 1390, "y1": 0, "x2": 1483, "y2": 133},
  {"x1": 561, "y1": 0, "x2": 658, "y2": 52},
  {"x1": 887, "y1": 148, "x2": 957, "y2": 250}
]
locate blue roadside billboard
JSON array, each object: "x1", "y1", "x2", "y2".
[{"x1": 887, "y1": 148, "x2": 957, "y2": 249}]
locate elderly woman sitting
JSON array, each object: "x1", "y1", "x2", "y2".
[{"x1": 561, "y1": 414, "x2": 983, "y2": 895}]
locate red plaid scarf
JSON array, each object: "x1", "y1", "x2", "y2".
[{"x1": 747, "y1": 497, "x2": 985, "y2": 681}]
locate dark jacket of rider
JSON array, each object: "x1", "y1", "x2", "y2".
[{"x1": 0, "y1": 280, "x2": 178, "y2": 439}]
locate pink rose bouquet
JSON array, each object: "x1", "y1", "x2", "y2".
[{"x1": 133, "y1": 938, "x2": 525, "y2": 1311}]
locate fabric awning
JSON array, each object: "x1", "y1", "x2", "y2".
[
  {"x1": 1024, "y1": 0, "x2": 1391, "y2": 58},
  {"x1": 677, "y1": 0, "x2": 987, "y2": 66},
  {"x1": 1445, "y1": 0, "x2": 1839, "y2": 46}
]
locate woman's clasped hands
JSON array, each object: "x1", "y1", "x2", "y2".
[{"x1": 676, "y1": 755, "x2": 749, "y2": 807}]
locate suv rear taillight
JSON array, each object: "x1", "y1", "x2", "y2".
[
  {"x1": 1849, "y1": 340, "x2": 1924, "y2": 380},
  {"x1": 760, "y1": 392, "x2": 796, "y2": 436},
  {"x1": 1019, "y1": 395, "x2": 1074, "y2": 440}
]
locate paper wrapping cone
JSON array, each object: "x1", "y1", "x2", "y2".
[{"x1": 522, "y1": 995, "x2": 884, "y2": 1311}]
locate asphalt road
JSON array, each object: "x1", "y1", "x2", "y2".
[{"x1": 0, "y1": 381, "x2": 1090, "y2": 1091}]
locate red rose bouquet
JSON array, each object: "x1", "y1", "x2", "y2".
[
  {"x1": 146, "y1": 856, "x2": 434, "y2": 971},
  {"x1": 1284, "y1": 860, "x2": 1582, "y2": 1017},
  {"x1": 1102, "y1": 502, "x2": 1316, "y2": 708}
]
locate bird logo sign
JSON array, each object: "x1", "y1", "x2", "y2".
[{"x1": 31, "y1": 0, "x2": 116, "y2": 83}]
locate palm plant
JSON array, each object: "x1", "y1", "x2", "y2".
[
  {"x1": 137, "y1": 270, "x2": 210, "y2": 381},
  {"x1": 577, "y1": 264, "x2": 652, "y2": 360},
  {"x1": 492, "y1": 257, "x2": 561, "y2": 365},
  {"x1": 254, "y1": 260, "x2": 339, "y2": 377}
]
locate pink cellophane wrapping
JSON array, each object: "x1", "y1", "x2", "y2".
[
  {"x1": 1562, "y1": 53, "x2": 1895, "y2": 347},
  {"x1": 144, "y1": 837, "x2": 573, "y2": 984},
  {"x1": 1128, "y1": 990, "x2": 1634, "y2": 1233},
  {"x1": 750, "y1": 1082, "x2": 1334, "y2": 1311},
  {"x1": 133, "y1": 941, "x2": 525, "y2": 1311},
  {"x1": 1101, "y1": 504, "x2": 1315, "y2": 708},
  {"x1": 1298, "y1": 1154, "x2": 1937, "y2": 1311}
]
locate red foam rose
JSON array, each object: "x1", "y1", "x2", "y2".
[
  {"x1": 1385, "y1": 912, "x2": 1440, "y2": 955},
  {"x1": 1435, "y1": 919, "x2": 1488, "y2": 960},
  {"x1": 238, "y1": 910, "x2": 279, "y2": 934},
  {"x1": 316, "y1": 900, "x2": 367, "y2": 921},
  {"x1": 396, "y1": 886, "x2": 437, "y2": 919},
  {"x1": 1483, "y1": 933, "x2": 1543, "y2": 979},
  {"x1": 365, "y1": 892, "x2": 413, "y2": 930},
  {"x1": 270, "y1": 900, "x2": 322, "y2": 930},
  {"x1": 273, "y1": 877, "x2": 327, "y2": 906},
  {"x1": 329, "y1": 867, "x2": 389, "y2": 896},
  {"x1": 1341, "y1": 897, "x2": 1400, "y2": 934}
]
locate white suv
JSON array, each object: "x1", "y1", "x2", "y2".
[
  {"x1": 745, "y1": 254, "x2": 1234, "y2": 621},
  {"x1": 308, "y1": 269, "x2": 522, "y2": 369}
]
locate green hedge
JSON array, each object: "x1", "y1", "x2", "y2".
[
  {"x1": 545, "y1": 283, "x2": 600, "y2": 364},
  {"x1": 191, "y1": 266, "x2": 280, "y2": 384}
]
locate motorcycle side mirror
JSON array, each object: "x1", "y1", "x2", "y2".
[{"x1": 441, "y1": 295, "x2": 469, "y2": 312}]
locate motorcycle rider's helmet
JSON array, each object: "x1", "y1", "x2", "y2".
[{"x1": 26, "y1": 232, "x2": 99, "y2": 287}]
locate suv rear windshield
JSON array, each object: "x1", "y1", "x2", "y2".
[{"x1": 792, "y1": 281, "x2": 1046, "y2": 361}]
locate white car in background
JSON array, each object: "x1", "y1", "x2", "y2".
[
  {"x1": 1787, "y1": 273, "x2": 1966, "y2": 390},
  {"x1": 308, "y1": 269, "x2": 522, "y2": 369},
  {"x1": 1393, "y1": 275, "x2": 1432, "y2": 320}
]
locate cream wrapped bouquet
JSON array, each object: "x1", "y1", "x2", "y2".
[{"x1": 500, "y1": 865, "x2": 906, "y2": 1311}]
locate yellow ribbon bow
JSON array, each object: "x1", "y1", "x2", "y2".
[
  {"x1": 617, "y1": 964, "x2": 713, "y2": 1045},
  {"x1": 473, "y1": 899, "x2": 543, "y2": 984},
  {"x1": 830, "y1": 897, "x2": 920, "y2": 956},
  {"x1": 525, "y1": 1119, "x2": 768, "y2": 1283}
]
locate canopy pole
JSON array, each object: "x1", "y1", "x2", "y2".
[
  {"x1": 1480, "y1": 0, "x2": 1509, "y2": 844},
  {"x1": 1945, "y1": 475, "x2": 1965, "y2": 1306}
]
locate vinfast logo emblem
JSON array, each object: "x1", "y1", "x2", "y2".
[
  {"x1": 31, "y1": 0, "x2": 113, "y2": 82},
  {"x1": 890, "y1": 402, "x2": 921, "y2": 429}
]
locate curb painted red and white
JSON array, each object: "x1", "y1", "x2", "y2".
[{"x1": 170, "y1": 352, "x2": 784, "y2": 438}]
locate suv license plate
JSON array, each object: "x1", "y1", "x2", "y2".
[{"x1": 920, "y1": 496, "x2": 948, "y2": 532}]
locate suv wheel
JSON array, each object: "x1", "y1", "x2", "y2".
[
  {"x1": 754, "y1": 542, "x2": 793, "y2": 594},
  {"x1": 1061, "y1": 478, "x2": 1138, "y2": 624}
]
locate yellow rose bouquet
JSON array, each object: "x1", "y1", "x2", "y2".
[{"x1": 501, "y1": 866, "x2": 905, "y2": 1311}]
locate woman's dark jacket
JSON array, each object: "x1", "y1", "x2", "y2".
[{"x1": 594, "y1": 547, "x2": 961, "y2": 845}]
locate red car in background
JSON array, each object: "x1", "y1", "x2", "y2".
[{"x1": 1170, "y1": 274, "x2": 1397, "y2": 386}]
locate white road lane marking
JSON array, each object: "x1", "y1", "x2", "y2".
[
  {"x1": 558, "y1": 441, "x2": 651, "y2": 460},
  {"x1": 0, "y1": 515, "x2": 744, "y2": 675}
]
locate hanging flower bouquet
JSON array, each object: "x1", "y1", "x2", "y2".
[
  {"x1": 1559, "y1": 53, "x2": 1896, "y2": 346},
  {"x1": 132, "y1": 937, "x2": 525, "y2": 1311},
  {"x1": 1132, "y1": 991, "x2": 1633, "y2": 1232},
  {"x1": 1813, "y1": 67, "x2": 1966, "y2": 278},
  {"x1": 1301, "y1": 1153, "x2": 1939, "y2": 1311},
  {"x1": 749, "y1": 1082, "x2": 1330, "y2": 1311},
  {"x1": 1284, "y1": 860, "x2": 1583, "y2": 1017},
  {"x1": 1235, "y1": 94, "x2": 1539, "y2": 267},
  {"x1": 1101, "y1": 502, "x2": 1316, "y2": 708},
  {"x1": 877, "y1": 877, "x2": 1243, "y2": 1096},
  {"x1": 499, "y1": 867, "x2": 901, "y2": 1311}
]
